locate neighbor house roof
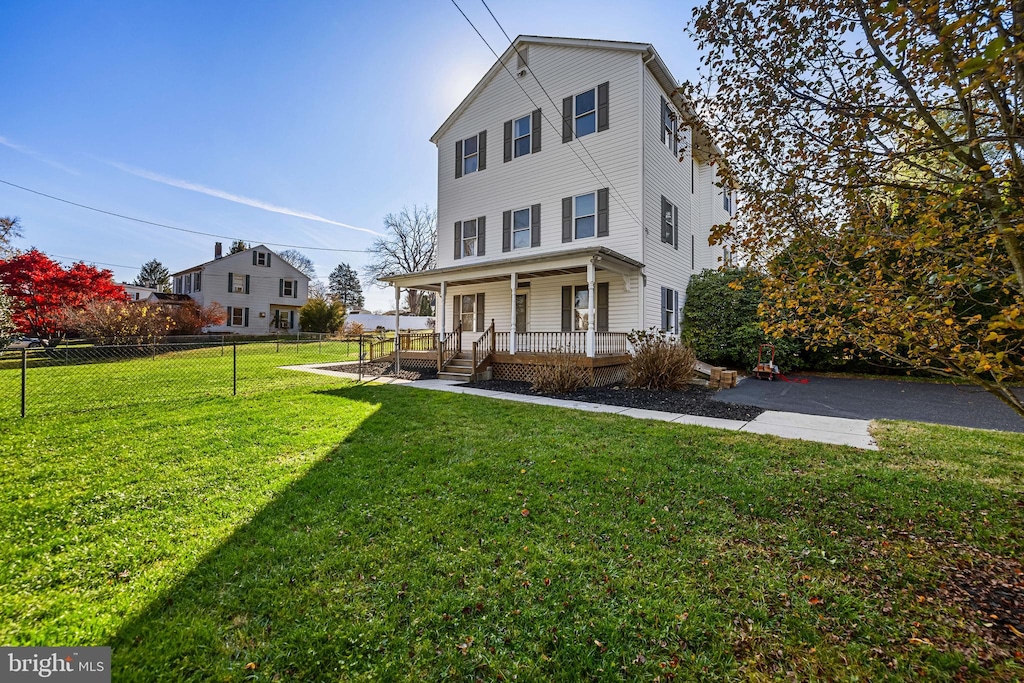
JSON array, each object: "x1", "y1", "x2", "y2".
[{"x1": 148, "y1": 292, "x2": 192, "y2": 303}]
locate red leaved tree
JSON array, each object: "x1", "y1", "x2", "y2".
[{"x1": 0, "y1": 249, "x2": 128, "y2": 338}]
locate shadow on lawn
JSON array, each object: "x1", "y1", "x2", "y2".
[{"x1": 108, "y1": 385, "x2": 1024, "y2": 682}]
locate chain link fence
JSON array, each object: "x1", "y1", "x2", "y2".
[{"x1": 0, "y1": 334, "x2": 368, "y2": 418}]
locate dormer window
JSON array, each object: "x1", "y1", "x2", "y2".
[{"x1": 252, "y1": 250, "x2": 271, "y2": 266}]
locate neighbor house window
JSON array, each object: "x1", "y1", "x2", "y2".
[
  {"x1": 194, "y1": 272, "x2": 201, "y2": 291},
  {"x1": 513, "y1": 114, "x2": 531, "y2": 157},
  {"x1": 232, "y1": 308, "x2": 244, "y2": 326},
  {"x1": 174, "y1": 276, "x2": 183, "y2": 294},
  {"x1": 460, "y1": 294, "x2": 475, "y2": 331},
  {"x1": 574, "y1": 193, "x2": 596, "y2": 239},
  {"x1": 256, "y1": 251, "x2": 268, "y2": 266},
  {"x1": 723, "y1": 189, "x2": 733, "y2": 213},
  {"x1": 574, "y1": 88, "x2": 596, "y2": 137},
  {"x1": 274, "y1": 309, "x2": 292, "y2": 329},
  {"x1": 231, "y1": 273, "x2": 245, "y2": 293},
  {"x1": 512, "y1": 208, "x2": 531, "y2": 249},
  {"x1": 462, "y1": 134, "x2": 479, "y2": 175},
  {"x1": 573, "y1": 286, "x2": 589, "y2": 331},
  {"x1": 461, "y1": 218, "x2": 477, "y2": 257},
  {"x1": 283, "y1": 280, "x2": 295, "y2": 297}
]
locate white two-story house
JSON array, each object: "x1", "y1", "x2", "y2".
[
  {"x1": 382, "y1": 36, "x2": 735, "y2": 383},
  {"x1": 171, "y1": 243, "x2": 310, "y2": 333}
]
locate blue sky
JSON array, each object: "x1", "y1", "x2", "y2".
[{"x1": 0, "y1": 0, "x2": 702, "y2": 311}]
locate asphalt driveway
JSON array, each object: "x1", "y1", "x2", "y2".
[{"x1": 714, "y1": 375, "x2": 1024, "y2": 433}]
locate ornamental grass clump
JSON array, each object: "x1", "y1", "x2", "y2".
[
  {"x1": 531, "y1": 349, "x2": 589, "y2": 394},
  {"x1": 626, "y1": 327, "x2": 696, "y2": 390}
]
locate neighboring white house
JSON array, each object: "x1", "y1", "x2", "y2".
[
  {"x1": 121, "y1": 283, "x2": 160, "y2": 301},
  {"x1": 171, "y1": 243, "x2": 310, "y2": 333},
  {"x1": 384, "y1": 35, "x2": 734, "y2": 368}
]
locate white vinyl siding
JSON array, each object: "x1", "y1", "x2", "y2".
[{"x1": 436, "y1": 44, "x2": 642, "y2": 269}]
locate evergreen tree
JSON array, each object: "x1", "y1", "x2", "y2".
[
  {"x1": 228, "y1": 239, "x2": 249, "y2": 255},
  {"x1": 328, "y1": 263, "x2": 365, "y2": 310},
  {"x1": 134, "y1": 259, "x2": 171, "y2": 292}
]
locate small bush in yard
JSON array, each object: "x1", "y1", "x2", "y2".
[
  {"x1": 626, "y1": 327, "x2": 696, "y2": 390},
  {"x1": 532, "y1": 350, "x2": 589, "y2": 394}
]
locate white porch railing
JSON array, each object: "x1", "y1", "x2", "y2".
[{"x1": 494, "y1": 331, "x2": 629, "y2": 356}]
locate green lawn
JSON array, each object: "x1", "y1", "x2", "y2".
[{"x1": 0, "y1": 360, "x2": 1022, "y2": 681}]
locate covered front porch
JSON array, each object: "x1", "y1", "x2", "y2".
[{"x1": 379, "y1": 247, "x2": 644, "y2": 383}]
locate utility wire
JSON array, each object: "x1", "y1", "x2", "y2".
[
  {"x1": 449, "y1": 0, "x2": 644, "y2": 231},
  {"x1": 0, "y1": 178, "x2": 372, "y2": 254},
  {"x1": 477, "y1": 0, "x2": 644, "y2": 229}
]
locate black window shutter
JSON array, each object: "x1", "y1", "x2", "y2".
[
  {"x1": 453, "y1": 295, "x2": 459, "y2": 331},
  {"x1": 671, "y1": 115, "x2": 679, "y2": 156},
  {"x1": 561, "y1": 286, "x2": 572, "y2": 332},
  {"x1": 561, "y1": 96, "x2": 572, "y2": 143},
  {"x1": 244, "y1": 307, "x2": 249, "y2": 327},
  {"x1": 532, "y1": 109, "x2": 541, "y2": 153},
  {"x1": 673, "y1": 205, "x2": 679, "y2": 250},
  {"x1": 266, "y1": 253, "x2": 271, "y2": 267},
  {"x1": 503, "y1": 120, "x2": 513, "y2": 163},
  {"x1": 245, "y1": 274, "x2": 250, "y2": 294},
  {"x1": 502, "y1": 210, "x2": 511, "y2": 252},
  {"x1": 660, "y1": 96, "x2": 667, "y2": 143},
  {"x1": 228, "y1": 272, "x2": 233, "y2": 292},
  {"x1": 530, "y1": 203, "x2": 541, "y2": 247},
  {"x1": 597, "y1": 282, "x2": 609, "y2": 332},
  {"x1": 477, "y1": 215, "x2": 486, "y2": 256},
  {"x1": 597, "y1": 188, "x2": 609, "y2": 237},
  {"x1": 455, "y1": 139, "x2": 463, "y2": 179},
  {"x1": 691, "y1": 234, "x2": 695, "y2": 269},
  {"x1": 279, "y1": 279, "x2": 284, "y2": 297},
  {"x1": 661, "y1": 287, "x2": 668, "y2": 331},
  {"x1": 661, "y1": 196, "x2": 671, "y2": 244},
  {"x1": 673, "y1": 290, "x2": 680, "y2": 334},
  {"x1": 597, "y1": 81, "x2": 609, "y2": 132},
  {"x1": 226, "y1": 306, "x2": 233, "y2": 326},
  {"x1": 476, "y1": 293, "x2": 485, "y2": 332},
  {"x1": 691, "y1": 156, "x2": 695, "y2": 194},
  {"x1": 252, "y1": 250, "x2": 257, "y2": 266},
  {"x1": 454, "y1": 221, "x2": 462, "y2": 260},
  {"x1": 273, "y1": 310, "x2": 280, "y2": 327},
  {"x1": 478, "y1": 130, "x2": 487, "y2": 170},
  {"x1": 561, "y1": 197, "x2": 572, "y2": 243},
  {"x1": 290, "y1": 310, "x2": 295, "y2": 329},
  {"x1": 293, "y1": 280, "x2": 298, "y2": 298}
]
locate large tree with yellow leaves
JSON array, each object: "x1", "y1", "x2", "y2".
[{"x1": 683, "y1": 0, "x2": 1024, "y2": 417}]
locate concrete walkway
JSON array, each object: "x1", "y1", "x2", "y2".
[{"x1": 282, "y1": 366, "x2": 877, "y2": 450}]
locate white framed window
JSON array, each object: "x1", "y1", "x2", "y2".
[
  {"x1": 663, "y1": 108, "x2": 675, "y2": 152},
  {"x1": 174, "y1": 276, "x2": 183, "y2": 294},
  {"x1": 461, "y1": 218, "x2": 477, "y2": 257},
  {"x1": 512, "y1": 208, "x2": 531, "y2": 249},
  {"x1": 462, "y1": 134, "x2": 479, "y2": 175},
  {"x1": 574, "y1": 88, "x2": 596, "y2": 137},
  {"x1": 573, "y1": 285, "x2": 590, "y2": 331},
  {"x1": 574, "y1": 193, "x2": 596, "y2": 239},
  {"x1": 185, "y1": 273, "x2": 192, "y2": 294},
  {"x1": 663, "y1": 288, "x2": 679, "y2": 333},
  {"x1": 460, "y1": 294, "x2": 475, "y2": 332},
  {"x1": 513, "y1": 114, "x2": 531, "y2": 158},
  {"x1": 274, "y1": 309, "x2": 292, "y2": 329},
  {"x1": 256, "y1": 251, "x2": 268, "y2": 266},
  {"x1": 232, "y1": 308, "x2": 244, "y2": 326},
  {"x1": 283, "y1": 280, "x2": 295, "y2": 297},
  {"x1": 194, "y1": 272, "x2": 201, "y2": 292},
  {"x1": 231, "y1": 274, "x2": 245, "y2": 293},
  {"x1": 723, "y1": 189, "x2": 733, "y2": 213}
]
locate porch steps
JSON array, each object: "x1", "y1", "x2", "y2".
[{"x1": 439, "y1": 351, "x2": 479, "y2": 382}]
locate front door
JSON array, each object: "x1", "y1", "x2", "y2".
[{"x1": 515, "y1": 293, "x2": 529, "y2": 333}]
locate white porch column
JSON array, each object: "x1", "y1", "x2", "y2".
[
  {"x1": 509, "y1": 272, "x2": 517, "y2": 355},
  {"x1": 394, "y1": 285, "x2": 401, "y2": 373},
  {"x1": 439, "y1": 281, "x2": 447, "y2": 338},
  {"x1": 586, "y1": 261, "x2": 596, "y2": 358}
]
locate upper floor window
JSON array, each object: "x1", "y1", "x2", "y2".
[
  {"x1": 462, "y1": 135, "x2": 479, "y2": 175},
  {"x1": 282, "y1": 280, "x2": 295, "y2": 297},
  {"x1": 513, "y1": 208, "x2": 531, "y2": 249},
  {"x1": 574, "y1": 88, "x2": 596, "y2": 137},
  {"x1": 574, "y1": 193, "x2": 596, "y2": 239},
  {"x1": 662, "y1": 98, "x2": 677, "y2": 154},
  {"x1": 461, "y1": 218, "x2": 478, "y2": 257},
  {"x1": 514, "y1": 115, "x2": 531, "y2": 158},
  {"x1": 230, "y1": 273, "x2": 245, "y2": 293},
  {"x1": 255, "y1": 251, "x2": 269, "y2": 266},
  {"x1": 661, "y1": 196, "x2": 678, "y2": 248},
  {"x1": 194, "y1": 272, "x2": 201, "y2": 292},
  {"x1": 723, "y1": 189, "x2": 733, "y2": 214}
]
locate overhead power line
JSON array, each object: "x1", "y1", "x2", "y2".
[
  {"x1": 0, "y1": 178, "x2": 371, "y2": 254},
  {"x1": 449, "y1": 0, "x2": 644, "y2": 231}
]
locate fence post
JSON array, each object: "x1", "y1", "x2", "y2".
[
  {"x1": 358, "y1": 335, "x2": 363, "y2": 381},
  {"x1": 21, "y1": 348, "x2": 27, "y2": 418},
  {"x1": 232, "y1": 341, "x2": 237, "y2": 396}
]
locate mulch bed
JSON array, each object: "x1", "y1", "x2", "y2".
[
  {"x1": 320, "y1": 362, "x2": 438, "y2": 381},
  {"x1": 459, "y1": 379, "x2": 764, "y2": 421}
]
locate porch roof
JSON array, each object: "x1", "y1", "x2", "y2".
[{"x1": 380, "y1": 247, "x2": 644, "y2": 292}]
